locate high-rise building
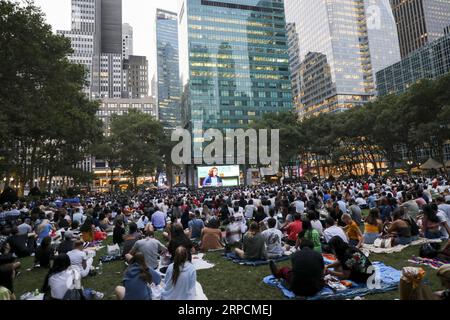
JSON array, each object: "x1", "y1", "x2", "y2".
[
  {"x1": 123, "y1": 55, "x2": 149, "y2": 99},
  {"x1": 390, "y1": 0, "x2": 450, "y2": 58},
  {"x1": 376, "y1": 33, "x2": 450, "y2": 96},
  {"x1": 286, "y1": 23, "x2": 301, "y2": 115},
  {"x1": 57, "y1": 0, "x2": 123, "y2": 100},
  {"x1": 178, "y1": 0, "x2": 293, "y2": 132},
  {"x1": 155, "y1": 9, "x2": 182, "y2": 129},
  {"x1": 122, "y1": 23, "x2": 134, "y2": 60},
  {"x1": 285, "y1": 0, "x2": 401, "y2": 118}
]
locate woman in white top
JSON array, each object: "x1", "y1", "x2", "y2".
[
  {"x1": 307, "y1": 210, "x2": 324, "y2": 237},
  {"x1": 161, "y1": 246, "x2": 197, "y2": 300},
  {"x1": 43, "y1": 254, "x2": 80, "y2": 300}
]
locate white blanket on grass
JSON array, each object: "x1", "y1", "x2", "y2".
[{"x1": 361, "y1": 238, "x2": 442, "y2": 256}]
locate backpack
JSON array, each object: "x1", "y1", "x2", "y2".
[
  {"x1": 419, "y1": 242, "x2": 441, "y2": 259},
  {"x1": 404, "y1": 217, "x2": 420, "y2": 237}
]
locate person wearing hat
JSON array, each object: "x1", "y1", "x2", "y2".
[
  {"x1": 436, "y1": 264, "x2": 450, "y2": 301},
  {"x1": 56, "y1": 231, "x2": 75, "y2": 255}
]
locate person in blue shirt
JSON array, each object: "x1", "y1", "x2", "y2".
[
  {"x1": 202, "y1": 167, "x2": 223, "y2": 187},
  {"x1": 161, "y1": 246, "x2": 197, "y2": 300},
  {"x1": 115, "y1": 252, "x2": 161, "y2": 300}
]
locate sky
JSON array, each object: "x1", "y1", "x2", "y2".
[{"x1": 34, "y1": 0, "x2": 180, "y2": 75}]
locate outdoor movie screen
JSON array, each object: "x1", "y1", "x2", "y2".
[{"x1": 197, "y1": 165, "x2": 240, "y2": 188}]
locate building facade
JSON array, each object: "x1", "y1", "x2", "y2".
[
  {"x1": 57, "y1": 0, "x2": 124, "y2": 100},
  {"x1": 179, "y1": 0, "x2": 293, "y2": 132},
  {"x1": 122, "y1": 55, "x2": 149, "y2": 99},
  {"x1": 96, "y1": 98, "x2": 158, "y2": 135},
  {"x1": 390, "y1": 0, "x2": 450, "y2": 58},
  {"x1": 155, "y1": 9, "x2": 182, "y2": 129},
  {"x1": 122, "y1": 23, "x2": 133, "y2": 60},
  {"x1": 286, "y1": 23, "x2": 301, "y2": 115},
  {"x1": 285, "y1": 0, "x2": 401, "y2": 118},
  {"x1": 376, "y1": 33, "x2": 450, "y2": 96}
]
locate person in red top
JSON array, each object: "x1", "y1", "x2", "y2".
[{"x1": 283, "y1": 214, "x2": 303, "y2": 246}]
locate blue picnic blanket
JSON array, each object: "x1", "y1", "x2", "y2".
[
  {"x1": 263, "y1": 262, "x2": 401, "y2": 300},
  {"x1": 224, "y1": 252, "x2": 290, "y2": 266}
]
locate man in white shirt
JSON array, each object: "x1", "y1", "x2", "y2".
[
  {"x1": 293, "y1": 197, "x2": 305, "y2": 215},
  {"x1": 437, "y1": 197, "x2": 450, "y2": 221},
  {"x1": 72, "y1": 208, "x2": 85, "y2": 225},
  {"x1": 437, "y1": 210, "x2": 450, "y2": 240},
  {"x1": 337, "y1": 195, "x2": 347, "y2": 213},
  {"x1": 323, "y1": 217, "x2": 348, "y2": 244},
  {"x1": 244, "y1": 200, "x2": 256, "y2": 220},
  {"x1": 261, "y1": 218, "x2": 284, "y2": 258}
]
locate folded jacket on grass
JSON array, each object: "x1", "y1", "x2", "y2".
[
  {"x1": 263, "y1": 262, "x2": 401, "y2": 300},
  {"x1": 224, "y1": 252, "x2": 290, "y2": 266}
]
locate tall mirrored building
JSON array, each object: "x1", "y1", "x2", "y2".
[
  {"x1": 155, "y1": 9, "x2": 182, "y2": 129},
  {"x1": 178, "y1": 0, "x2": 293, "y2": 132},
  {"x1": 390, "y1": 0, "x2": 450, "y2": 58},
  {"x1": 122, "y1": 23, "x2": 133, "y2": 60},
  {"x1": 285, "y1": 0, "x2": 401, "y2": 118}
]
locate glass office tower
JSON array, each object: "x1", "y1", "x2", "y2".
[
  {"x1": 285, "y1": 0, "x2": 401, "y2": 117},
  {"x1": 156, "y1": 9, "x2": 182, "y2": 129},
  {"x1": 178, "y1": 0, "x2": 293, "y2": 131}
]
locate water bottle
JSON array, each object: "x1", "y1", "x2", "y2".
[{"x1": 98, "y1": 261, "x2": 103, "y2": 275}]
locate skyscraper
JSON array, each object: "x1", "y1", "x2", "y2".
[
  {"x1": 286, "y1": 23, "x2": 301, "y2": 115},
  {"x1": 178, "y1": 0, "x2": 293, "y2": 132},
  {"x1": 122, "y1": 23, "x2": 134, "y2": 60},
  {"x1": 155, "y1": 9, "x2": 182, "y2": 129},
  {"x1": 390, "y1": 0, "x2": 450, "y2": 58},
  {"x1": 123, "y1": 55, "x2": 149, "y2": 99},
  {"x1": 57, "y1": 0, "x2": 123, "y2": 100},
  {"x1": 285, "y1": 0, "x2": 401, "y2": 117}
]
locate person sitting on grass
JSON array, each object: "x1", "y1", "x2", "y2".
[
  {"x1": 79, "y1": 217, "x2": 95, "y2": 243},
  {"x1": 323, "y1": 217, "x2": 348, "y2": 244},
  {"x1": 342, "y1": 214, "x2": 363, "y2": 248},
  {"x1": 421, "y1": 204, "x2": 443, "y2": 240},
  {"x1": 122, "y1": 222, "x2": 142, "y2": 257},
  {"x1": 67, "y1": 240, "x2": 93, "y2": 278},
  {"x1": 225, "y1": 215, "x2": 247, "y2": 247},
  {"x1": 363, "y1": 208, "x2": 382, "y2": 244},
  {"x1": 127, "y1": 230, "x2": 167, "y2": 271},
  {"x1": 261, "y1": 218, "x2": 284, "y2": 259},
  {"x1": 34, "y1": 236, "x2": 54, "y2": 268},
  {"x1": 168, "y1": 223, "x2": 194, "y2": 261},
  {"x1": 386, "y1": 210, "x2": 412, "y2": 245},
  {"x1": 436, "y1": 264, "x2": 450, "y2": 301},
  {"x1": 325, "y1": 236, "x2": 373, "y2": 284},
  {"x1": 0, "y1": 264, "x2": 16, "y2": 300},
  {"x1": 42, "y1": 253, "x2": 74, "y2": 300},
  {"x1": 282, "y1": 214, "x2": 303, "y2": 246},
  {"x1": 188, "y1": 211, "x2": 204, "y2": 240},
  {"x1": 115, "y1": 252, "x2": 161, "y2": 300},
  {"x1": 297, "y1": 219, "x2": 322, "y2": 253},
  {"x1": 112, "y1": 220, "x2": 125, "y2": 246},
  {"x1": 161, "y1": 246, "x2": 197, "y2": 300},
  {"x1": 57, "y1": 231, "x2": 75, "y2": 255},
  {"x1": 235, "y1": 222, "x2": 267, "y2": 261},
  {"x1": 199, "y1": 218, "x2": 224, "y2": 252},
  {"x1": 269, "y1": 239, "x2": 324, "y2": 298}
]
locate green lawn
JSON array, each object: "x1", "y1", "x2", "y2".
[{"x1": 13, "y1": 232, "x2": 444, "y2": 300}]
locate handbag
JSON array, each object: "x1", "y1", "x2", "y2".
[
  {"x1": 63, "y1": 269, "x2": 85, "y2": 300},
  {"x1": 107, "y1": 243, "x2": 121, "y2": 256},
  {"x1": 419, "y1": 242, "x2": 441, "y2": 259},
  {"x1": 373, "y1": 236, "x2": 393, "y2": 248}
]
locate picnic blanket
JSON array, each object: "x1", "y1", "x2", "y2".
[
  {"x1": 224, "y1": 252, "x2": 290, "y2": 266},
  {"x1": 361, "y1": 238, "x2": 442, "y2": 256},
  {"x1": 263, "y1": 262, "x2": 401, "y2": 300},
  {"x1": 192, "y1": 253, "x2": 215, "y2": 270},
  {"x1": 408, "y1": 256, "x2": 448, "y2": 270}
]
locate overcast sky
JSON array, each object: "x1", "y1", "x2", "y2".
[{"x1": 34, "y1": 0, "x2": 180, "y2": 75}]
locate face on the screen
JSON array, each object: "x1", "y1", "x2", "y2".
[{"x1": 212, "y1": 169, "x2": 218, "y2": 177}]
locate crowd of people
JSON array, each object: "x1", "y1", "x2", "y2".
[{"x1": 0, "y1": 174, "x2": 450, "y2": 300}]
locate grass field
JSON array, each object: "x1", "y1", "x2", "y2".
[{"x1": 13, "y1": 232, "x2": 444, "y2": 300}]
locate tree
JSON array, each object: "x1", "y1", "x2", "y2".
[
  {"x1": 110, "y1": 110, "x2": 166, "y2": 189},
  {"x1": 0, "y1": 0, "x2": 102, "y2": 193}
]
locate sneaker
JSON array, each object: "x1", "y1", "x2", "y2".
[
  {"x1": 269, "y1": 260, "x2": 279, "y2": 278},
  {"x1": 94, "y1": 291, "x2": 104, "y2": 300}
]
